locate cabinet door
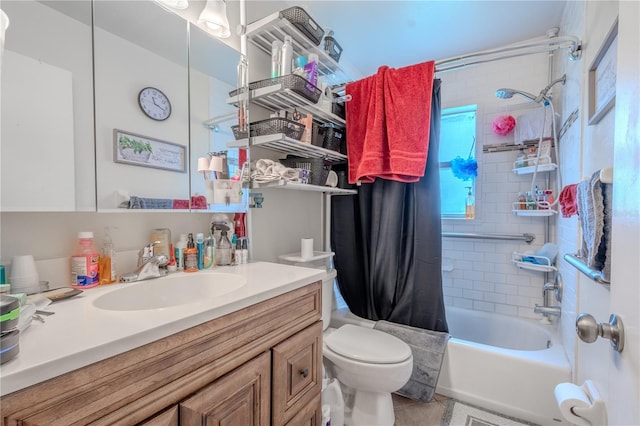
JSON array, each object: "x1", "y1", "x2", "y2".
[
  {"x1": 272, "y1": 322, "x2": 323, "y2": 426},
  {"x1": 139, "y1": 405, "x2": 179, "y2": 426},
  {"x1": 284, "y1": 394, "x2": 321, "y2": 426},
  {"x1": 180, "y1": 351, "x2": 271, "y2": 426}
]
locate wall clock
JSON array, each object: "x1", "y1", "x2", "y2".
[{"x1": 138, "y1": 87, "x2": 171, "y2": 121}]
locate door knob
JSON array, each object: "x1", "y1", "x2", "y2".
[{"x1": 576, "y1": 313, "x2": 624, "y2": 352}]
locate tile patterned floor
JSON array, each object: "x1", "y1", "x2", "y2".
[{"x1": 393, "y1": 393, "x2": 451, "y2": 426}]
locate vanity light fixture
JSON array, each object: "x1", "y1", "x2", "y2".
[
  {"x1": 209, "y1": 156, "x2": 224, "y2": 178},
  {"x1": 198, "y1": 0, "x2": 231, "y2": 38},
  {"x1": 156, "y1": 0, "x2": 189, "y2": 10}
]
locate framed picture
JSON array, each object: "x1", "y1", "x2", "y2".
[
  {"x1": 588, "y1": 18, "x2": 618, "y2": 125},
  {"x1": 114, "y1": 129, "x2": 186, "y2": 172}
]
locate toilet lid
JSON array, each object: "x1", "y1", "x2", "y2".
[{"x1": 325, "y1": 324, "x2": 412, "y2": 364}]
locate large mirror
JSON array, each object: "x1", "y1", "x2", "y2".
[
  {"x1": 94, "y1": 0, "x2": 190, "y2": 211},
  {"x1": 188, "y1": 22, "x2": 244, "y2": 213},
  {"x1": 1, "y1": 0, "x2": 244, "y2": 213},
  {"x1": 1, "y1": 0, "x2": 95, "y2": 211}
]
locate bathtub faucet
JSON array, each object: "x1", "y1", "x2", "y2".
[{"x1": 534, "y1": 304, "x2": 561, "y2": 317}]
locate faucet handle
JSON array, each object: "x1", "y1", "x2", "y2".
[{"x1": 138, "y1": 241, "x2": 162, "y2": 266}]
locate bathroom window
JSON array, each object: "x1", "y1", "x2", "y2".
[{"x1": 439, "y1": 105, "x2": 477, "y2": 219}]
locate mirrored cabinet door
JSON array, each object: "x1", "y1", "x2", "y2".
[
  {"x1": 188, "y1": 23, "x2": 247, "y2": 213},
  {"x1": 1, "y1": 0, "x2": 94, "y2": 212},
  {"x1": 94, "y1": 0, "x2": 190, "y2": 211}
]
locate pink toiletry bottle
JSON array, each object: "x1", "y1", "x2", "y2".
[{"x1": 71, "y1": 232, "x2": 100, "y2": 289}]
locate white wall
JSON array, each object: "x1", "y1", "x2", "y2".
[
  {"x1": 94, "y1": 26, "x2": 190, "y2": 209},
  {"x1": 439, "y1": 53, "x2": 559, "y2": 319}
]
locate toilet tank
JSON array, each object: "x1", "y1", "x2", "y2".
[{"x1": 277, "y1": 251, "x2": 335, "y2": 330}]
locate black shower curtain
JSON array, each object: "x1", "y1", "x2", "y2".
[{"x1": 331, "y1": 79, "x2": 447, "y2": 332}]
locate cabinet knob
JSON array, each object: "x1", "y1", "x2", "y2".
[{"x1": 300, "y1": 368, "x2": 309, "y2": 378}]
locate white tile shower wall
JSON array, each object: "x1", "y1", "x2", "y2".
[
  {"x1": 555, "y1": 0, "x2": 586, "y2": 377},
  {"x1": 440, "y1": 53, "x2": 559, "y2": 319}
]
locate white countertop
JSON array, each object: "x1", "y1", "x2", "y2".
[{"x1": 0, "y1": 262, "x2": 325, "y2": 396}]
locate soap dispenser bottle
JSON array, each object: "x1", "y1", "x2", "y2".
[
  {"x1": 215, "y1": 226, "x2": 232, "y2": 266},
  {"x1": 465, "y1": 186, "x2": 475, "y2": 219},
  {"x1": 184, "y1": 233, "x2": 198, "y2": 273},
  {"x1": 99, "y1": 227, "x2": 116, "y2": 284}
]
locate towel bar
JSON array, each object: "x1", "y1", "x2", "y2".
[
  {"x1": 563, "y1": 253, "x2": 610, "y2": 285},
  {"x1": 442, "y1": 232, "x2": 535, "y2": 244}
]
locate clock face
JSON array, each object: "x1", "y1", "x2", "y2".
[{"x1": 138, "y1": 87, "x2": 171, "y2": 121}]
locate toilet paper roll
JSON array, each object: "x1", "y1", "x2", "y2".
[
  {"x1": 554, "y1": 382, "x2": 592, "y2": 426},
  {"x1": 301, "y1": 238, "x2": 314, "y2": 259}
]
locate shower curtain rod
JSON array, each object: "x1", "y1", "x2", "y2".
[
  {"x1": 434, "y1": 34, "x2": 582, "y2": 73},
  {"x1": 332, "y1": 34, "x2": 581, "y2": 91}
]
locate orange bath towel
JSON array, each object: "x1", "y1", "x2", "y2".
[{"x1": 346, "y1": 61, "x2": 435, "y2": 183}]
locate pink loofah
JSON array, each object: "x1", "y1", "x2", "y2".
[{"x1": 492, "y1": 115, "x2": 516, "y2": 136}]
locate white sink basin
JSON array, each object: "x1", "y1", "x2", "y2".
[{"x1": 92, "y1": 272, "x2": 246, "y2": 311}]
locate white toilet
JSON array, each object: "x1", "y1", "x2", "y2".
[{"x1": 321, "y1": 270, "x2": 413, "y2": 426}]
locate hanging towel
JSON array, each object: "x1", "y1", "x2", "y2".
[
  {"x1": 576, "y1": 171, "x2": 608, "y2": 273},
  {"x1": 346, "y1": 73, "x2": 382, "y2": 184},
  {"x1": 559, "y1": 183, "x2": 578, "y2": 218},
  {"x1": 346, "y1": 61, "x2": 435, "y2": 184},
  {"x1": 374, "y1": 320, "x2": 449, "y2": 402},
  {"x1": 514, "y1": 106, "x2": 553, "y2": 144}
]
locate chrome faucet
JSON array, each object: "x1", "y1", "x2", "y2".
[
  {"x1": 534, "y1": 305, "x2": 561, "y2": 317},
  {"x1": 534, "y1": 276, "x2": 563, "y2": 318},
  {"x1": 120, "y1": 242, "x2": 169, "y2": 283}
]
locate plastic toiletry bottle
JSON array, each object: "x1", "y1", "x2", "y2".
[
  {"x1": 304, "y1": 53, "x2": 319, "y2": 87},
  {"x1": 99, "y1": 227, "x2": 116, "y2": 284},
  {"x1": 280, "y1": 35, "x2": 293, "y2": 75},
  {"x1": 196, "y1": 233, "x2": 205, "y2": 269},
  {"x1": 71, "y1": 232, "x2": 100, "y2": 289},
  {"x1": 516, "y1": 148, "x2": 526, "y2": 168},
  {"x1": 175, "y1": 234, "x2": 187, "y2": 271},
  {"x1": 517, "y1": 192, "x2": 526, "y2": 210},
  {"x1": 465, "y1": 187, "x2": 475, "y2": 219},
  {"x1": 526, "y1": 191, "x2": 536, "y2": 210},
  {"x1": 215, "y1": 227, "x2": 232, "y2": 266},
  {"x1": 184, "y1": 233, "x2": 199, "y2": 273},
  {"x1": 241, "y1": 238, "x2": 249, "y2": 264},
  {"x1": 203, "y1": 233, "x2": 215, "y2": 269},
  {"x1": 271, "y1": 40, "x2": 283, "y2": 78}
]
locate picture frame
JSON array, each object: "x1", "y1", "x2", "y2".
[
  {"x1": 588, "y1": 18, "x2": 618, "y2": 125},
  {"x1": 114, "y1": 129, "x2": 186, "y2": 172}
]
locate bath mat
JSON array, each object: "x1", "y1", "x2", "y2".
[
  {"x1": 374, "y1": 320, "x2": 449, "y2": 402},
  {"x1": 441, "y1": 400, "x2": 538, "y2": 426}
]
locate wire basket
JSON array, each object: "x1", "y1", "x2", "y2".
[
  {"x1": 280, "y1": 156, "x2": 331, "y2": 186},
  {"x1": 320, "y1": 125, "x2": 345, "y2": 152},
  {"x1": 323, "y1": 35, "x2": 343, "y2": 62},
  {"x1": 231, "y1": 118, "x2": 304, "y2": 140},
  {"x1": 279, "y1": 7, "x2": 325, "y2": 46},
  {"x1": 229, "y1": 74, "x2": 322, "y2": 104}
]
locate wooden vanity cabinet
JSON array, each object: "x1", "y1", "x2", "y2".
[{"x1": 0, "y1": 282, "x2": 322, "y2": 426}]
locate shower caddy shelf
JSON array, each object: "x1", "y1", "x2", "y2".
[
  {"x1": 244, "y1": 10, "x2": 351, "y2": 86},
  {"x1": 226, "y1": 86, "x2": 346, "y2": 128},
  {"x1": 512, "y1": 252, "x2": 557, "y2": 272},
  {"x1": 511, "y1": 201, "x2": 558, "y2": 216},
  {"x1": 227, "y1": 134, "x2": 354, "y2": 195},
  {"x1": 229, "y1": 7, "x2": 355, "y2": 195}
]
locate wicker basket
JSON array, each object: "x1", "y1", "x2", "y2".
[
  {"x1": 280, "y1": 156, "x2": 331, "y2": 186},
  {"x1": 229, "y1": 74, "x2": 322, "y2": 104},
  {"x1": 323, "y1": 35, "x2": 343, "y2": 62},
  {"x1": 321, "y1": 125, "x2": 345, "y2": 152},
  {"x1": 231, "y1": 118, "x2": 304, "y2": 140},
  {"x1": 279, "y1": 7, "x2": 324, "y2": 46}
]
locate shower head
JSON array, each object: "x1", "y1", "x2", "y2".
[
  {"x1": 495, "y1": 88, "x2": 538, "y2": 102},
  {"x1": 496, "y1": 74, "x2": 567, "y2": 104}
]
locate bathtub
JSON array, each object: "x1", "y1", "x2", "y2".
[{"x1": 435, "y1": 306, "x2": 571, "y2": 425}]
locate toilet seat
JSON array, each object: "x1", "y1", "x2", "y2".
[{"x1": 324, "y1": 324, "x2": 412, "y2": 364}]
